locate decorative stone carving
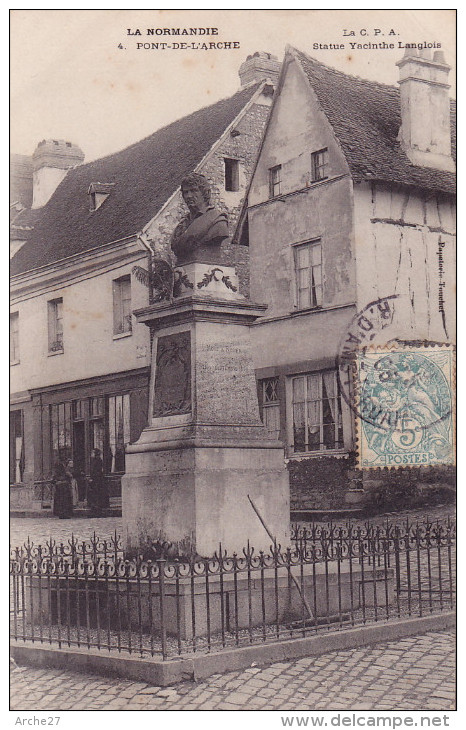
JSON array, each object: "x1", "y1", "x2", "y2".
[{"x1": 153, "y1": 332, "x2": 191, "y2": 417}]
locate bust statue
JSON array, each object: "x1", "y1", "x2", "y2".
[{"x1": 171, "y1": 173, "x2": 229, "y2": 265}]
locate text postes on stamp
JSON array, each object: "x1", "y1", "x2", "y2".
[{"x1": 356, "y1": 346, "x2": 454, "y2": 469}]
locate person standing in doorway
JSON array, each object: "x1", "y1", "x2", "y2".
[
  {"x1": 88, "y1": 448, "x2": 109, "y2": 515},
  {"x1": 51, "y1": 459, "x2": 73, "y2": 519},
  {"x1": 66, "y1": 459, "x2": 79, "y2": 508}
]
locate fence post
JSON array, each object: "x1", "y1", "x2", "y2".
[{"x1": 157, "y1": 557, "x2": 167, "y2": 659}]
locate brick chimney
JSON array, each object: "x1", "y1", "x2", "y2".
[
  {"x1": 396, "y1": 48, "x2": 455, "y2": 172},
  {"x1": 239, "y1": 51, "x2": 281, "y2": 87},
  {"x1": 32, "y1": 139, "x2": 84, "y2": 208}
]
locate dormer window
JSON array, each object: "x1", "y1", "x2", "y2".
[{"x1": 88, "y1": 182, "x2": 115, "y2": 211}]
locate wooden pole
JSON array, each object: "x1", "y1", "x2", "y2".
[{"x1": 247, "y1": 494, "x2": 314, "y2": 619}]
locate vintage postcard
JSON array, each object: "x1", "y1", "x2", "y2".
[{"x1": 10, "y1": 9, "x2": 456, "y2": 719}]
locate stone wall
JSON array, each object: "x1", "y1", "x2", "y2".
[{"x1": 288, "y1": 455, "x2": 353, "y2": 511}]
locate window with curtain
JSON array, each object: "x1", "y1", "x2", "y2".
[
  {"x1": 48, "y1": 298, "x2": 64, "y2": 352},
  {"x1": 107, "y1": 394, "x2": 130, "y2": 472},
  {"x1": 294, "y1": 241, "x2": 322, "y2": 310},
  {"x1": 260, "y1": 377, "x2": 281, "y2": 439},
  {"x1": 291, "y1": 371, "x2": 343, "y2": 453},
  {"x1": 113, "y1": 275, "x2": 132, "y2": 335}
]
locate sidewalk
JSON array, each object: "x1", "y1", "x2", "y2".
[{"x1": 10, "y1": 629, "x2": 455, "y2": 711}]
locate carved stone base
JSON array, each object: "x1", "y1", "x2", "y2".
[{"x1": 173, "y1": 263, "x2": 243, "y2": 300}]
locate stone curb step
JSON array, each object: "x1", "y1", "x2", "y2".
[
  {"x1": 10, "y1": 508, "x2": 122, "y2": 518},
  {"x1": 10, "y1": 611, "x2": 455, "y2": 688}
]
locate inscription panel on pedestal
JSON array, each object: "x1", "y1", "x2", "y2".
[
  {"x1": 153, "y1": 331, "x2": 191, "y2": 417},
  {"x1": 196, "y1": 338, "x2": 260, "y2": 424}
]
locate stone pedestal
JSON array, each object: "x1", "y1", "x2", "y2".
[{"x1": 122, "y1": 263, "x2": 290, "y2": 556}]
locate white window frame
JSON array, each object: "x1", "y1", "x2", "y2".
[
  {"x1": 293, "y1": 240, "x2": 323, "y2": 310},
  {"x1": 113, "y1": 275, "x2": 132, "y2": 337},
  {"x1": 287, "y1": 370, "x2": 344, "y2": 455},
  {"x1": 48, "y1": 298, "x2": 64, "y2": 354}
]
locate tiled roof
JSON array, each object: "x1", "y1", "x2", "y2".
[
  {"x1": 11, "y1": 83, "x2": 261, "y2": 275},
  {"x1": 293, "y1": 49, "x2": 456, "y2": 195}
]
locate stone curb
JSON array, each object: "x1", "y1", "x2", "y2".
[
  {"x1": 10, "y1": 509, "x2": 122, "y2": 518},
  {"x1": 11, "y1": 612, "x2": 455, "y2": 687}
]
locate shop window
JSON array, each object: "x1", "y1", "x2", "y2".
[
  {"x1": 291, "y1": 371, "x2": 343, "y2": 453},
  {"x1": 90, "y1": 419, "x2": 105, "y2": 454},
  {"x1": 10, "y1": 312, "x2": 19, "y2": 364},
  {"x1": 269, "y1": 165, "x2": 282, "y2": 198},
  {"x1": 89, "y1": 396, "x2": 104, "y2": 456},
  {"x1": 90, "y1": 397, "x2": 104, "y2": 418},
  {"x1": 107, "y1": 394, "x2": 130, "y2": 473},
  {"x1": 113, "y1": 275, "x2": 132, "y2": 335},
  {"x1": 73, "y1": 399, "x2": 86, "y2": 420},
  {"x1": 224, "y1": 158, "x2": 240, "y2": 192},
  {"x1": 260, "y1": 377, "x2": 281, "y2": 439},
  {"x1": 9, "y1": 410, "x2": 24, "y2": 483},
  {"x1": 311, "y1": 148, "x2": 328, "y2": 182},
  {"x1": 294, "y1": 241, "x2": 322, "y2": 309},
  {"x1": 50, "y1": 401, "x2": 72, "y2": 466},
  {"x1": 48, "y1": 298, "x2": 64, "y2": 353}
]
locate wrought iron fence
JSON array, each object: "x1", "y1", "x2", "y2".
[
  {"x1": 10, "y1": 516, "x2": 455, "y2": 660},
  {"x1": 10, "y1": 532, "x2": 123, "y2": 563}
]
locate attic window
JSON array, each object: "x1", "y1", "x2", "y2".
[
  {"x1": 88, "y1": 182, "x2": 115, "y2": 211},
  {"x1": 224, "y1": 158, "x2": 240, "y2": 192},
  {"x1": 269, "y1": 165, "x2": 282, "y2": 198},
  {"x1": 311, "y1": 148, "x2": 328, "y2": 182}
]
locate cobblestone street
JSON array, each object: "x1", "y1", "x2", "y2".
[
  {"x1": 10, "y1": 504, "x2": 454, "y2": 551},
  {"x1": 10, "y1": 629, "x2": 455, "y2": 711}
]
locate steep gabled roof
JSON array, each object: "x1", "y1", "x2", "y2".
[
  {"x1": 11, "y1": 82, "x2": 262, "y2": 276},
  {"x1": 292, "y1": 48, "x2": 456, "y2": 196}
]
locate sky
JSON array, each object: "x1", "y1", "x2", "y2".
[{"x1": 10, "y1": 9, "x2": 456, "y2": 163}]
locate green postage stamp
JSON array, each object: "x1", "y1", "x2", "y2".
[{"x1": 356, "y1": 345, "x2": 454, "y2": 469}]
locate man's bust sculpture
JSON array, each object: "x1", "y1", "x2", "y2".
[{"x1": 171, "y1": 173, "x2": 229, "y2": 265}]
